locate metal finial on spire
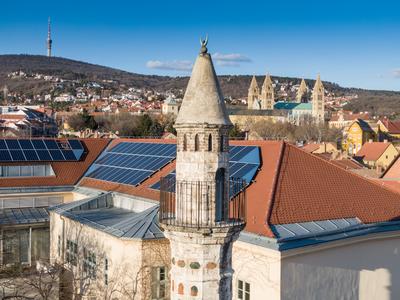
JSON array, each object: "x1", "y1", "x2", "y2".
[{"x1": 199, "y1": 35, "x2": 208, "y2": 54}]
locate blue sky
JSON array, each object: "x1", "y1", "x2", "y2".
[{"x1": 1, "y1": 0, "x2": 400, "y2": 90}]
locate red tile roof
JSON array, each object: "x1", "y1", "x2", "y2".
[
  {"x1": 3, "y1": 137, "x2": 400, "y2": 240},
  {"x1": 0, "y1": 138, "x2": 110, "y2": 188},
  {"x1": 314, "y1": 154, "x2": 364, "y2": 170},
  {"x1": 268, "y1": 144, "x2": 400, "y2": 232},
  {"x1": 382, "y1": 156, "x2": 400, "y2": 180},
  {"x1": 330, "y1": 112, "x2": 370, "y2": 122},
  {"x1": 355, "y1": 142, "x2": 392, "y2": 161},
  {"x1": 380, "y1": 119, "x2": 400, "y2": 134},
  {"x1": 376, "y1": 180, "x2": 400, "y2": 194},
  {"x1": 80, "y1": 139, "x2": 400, "y2": 238},
  {"x1": 301, "y1": 143, "x2": 321, "y2": 153}
]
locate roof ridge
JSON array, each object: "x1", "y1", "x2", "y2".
[
  {"x1": 294, "y1": 144, "x2": 400, "y2": 197},
  {"x1": 381, "y1": 155, "x2": 400, "y2": 179},
  {"x1": 265, "y1": 141, "x2": 286, "y2": 235}
]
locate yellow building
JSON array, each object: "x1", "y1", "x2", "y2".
[
  {"x1": 378, "y1": 119, "x2": 400, "y2": 140},
  {"x1": 342, "y1": 119, "x2": 378, "y2": 154},
  {"x1": 355, "y1": 141, "x2": 399, "y2": 170}
]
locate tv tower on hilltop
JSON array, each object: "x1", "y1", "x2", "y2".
[{"x1": 47, "y1": 17, "x2": 52, "y2": 57}]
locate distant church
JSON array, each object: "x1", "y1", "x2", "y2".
[{"x1": 247, "y1": 74, "x2": 325, "y2": 124}]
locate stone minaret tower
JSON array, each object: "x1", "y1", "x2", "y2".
[
  {"x1": 247, "y1": 75, "x2": 259, "y2": 109},
  {"x1": 296, "y1": 78, "x2": 308, "y2": 103},
  {"x1": 312, "y1": 74, "x2": 325, "y2": 123},
  {"x1": 47, "y1": 17, "x2": 52, "y2": 57},
  {"x1": 260, "y1": 73, "x2": 274, "y2": 110},
  {"x1": 160, "y1": 39, "x2": 245, "y2": 300}
]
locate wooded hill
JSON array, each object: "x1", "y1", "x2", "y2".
[{"x1": 0, "y1": 54, "x2": 399, "y2": 116}]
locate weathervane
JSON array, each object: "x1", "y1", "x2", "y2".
[{"x1": 200, "y1": 35, "x2": 208, "y2": 54}]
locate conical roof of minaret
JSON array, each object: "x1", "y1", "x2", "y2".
[
  {"x1": 249, "y1": 75, "x2": 259, "y2": 91},
  {"x1": 175, "y1": 41, "x2": 231, "y2": 126}
]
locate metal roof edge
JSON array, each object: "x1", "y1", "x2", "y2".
[
  {"x1": 0, "y1": 185, "x2": 75, "y2": 195},
  {"x1": 276, "y1": 221, "x2": 400, "y2": 251},
  {"x1": 239, "y1": 221, "x2": 400, "y2": 252}
]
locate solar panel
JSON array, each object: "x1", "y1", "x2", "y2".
[
  {"x1": 150, "y1": 145, "x2": 260, "y2": 192},
  {"x1": 86, "y1": 142, "x2": 176, "y2": 186},
  {"x1": 0, "y1": 139, "x2": 85, "y2": 162}
]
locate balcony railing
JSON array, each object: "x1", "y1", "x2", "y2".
[{"x1": 159, "y1": 177, "x2": 246, "y2": 229}]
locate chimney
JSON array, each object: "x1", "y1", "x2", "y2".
[
  {"x1": 383, "y1": 139, "x2": 388, "y2": 143},
  {"x1": 368, "y1": 139, "x2": 373, "y2": 143}
]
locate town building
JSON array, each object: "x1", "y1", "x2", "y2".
[
  {"x1": 0, "y1": 106, "x2": 58, "y2": 137},
  {"x1": 244, "y1": 74, "x2": 325, "y2": 125},
  {"x1": 378, "y1": 118, "x2": 400, "y2": 141},
  {"x1": 354, "y1": 141, "x2": 399, "y2": 171},
  {"x1": 342, "y1": 118, "x2": 378, "y2": 154},
  {"x1": 1, "y1": 42, "x2": 400, "y2": 300},
  {"x1": 161, "y1": 96, "x2": 180, "y2": 116},
  {"x1": 301, "y1": 142, "x2": 338, "y2": 154},
  {"x1": 0, "y1": 138, "x2": 108, "y2": 269},
  {"x1": 329, "y1": 110, "x2": 370, "y2": 129}
]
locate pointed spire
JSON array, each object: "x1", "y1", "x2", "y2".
[
  {"x1": 262, "y1": 73, "x2": 273, "y2": 88},
  {"x1": 314, "y1": 73, "x2": 323, "y2": 89},
  {"x1": 296, "y1": 78, "x2": 308, "y2": 102},
  {"x1": 175, "y1": 38, "x2": 231, "y2": 126},
  {"x1": 299, "y1": 78, "x2": 307, "y2": 90},
  {"x1": 249, "y1": 75, "x2": 258, "y2": 91}
]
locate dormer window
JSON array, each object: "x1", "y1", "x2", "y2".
[{"x1": 194, "y1": 134, "x2": 200, "y2": 151}]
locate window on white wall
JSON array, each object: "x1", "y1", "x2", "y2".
[
  {"x1": 151, "y1": 266, "x2": 166, "y2": 300},
  {"x1": 66, "y1": 240, "x2": 78, "y2": 266},
  {"x1": 83, "y1": 248, "x2": 97, "y2": 279},
  {"x1": 238, "y1": 279, "x2": 250, "y2": 300},
  {"x1": 104, "y1": 257, "x2": 109, "y2": 286}
]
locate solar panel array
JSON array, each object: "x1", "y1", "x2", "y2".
[
  {"x1": 150, "y1": 145, "x2": 260, "y2": 191},
  {"x1": 0, "y1": 139, "x2": 85, "y2": 162},
  {"x1": 85, "y1": 142, "x2": 176, "y2": 186}
]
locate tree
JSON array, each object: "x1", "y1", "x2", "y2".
[{"x1": 229, "y1": 123, "x2": 246, "y2": 139}]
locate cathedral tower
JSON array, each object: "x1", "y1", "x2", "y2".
[
  {"x1": 47, "y1": 17, "x2": 52, "y2": 57},
  {"x1": 260, "y1": 73, "x2": 274, "y2": 110},
  {"x1": 247, "y1": 75, "x2": 259, "y2": 109},
  {"x1": 159, "y1": 39, "x2": 245, "y2": 300},
  {"x1": 312, "y1": 74, "x2": 325, "y2": 123},
  {"x1": 296, "y1": 78, "x2": 308, "y2": 103}
]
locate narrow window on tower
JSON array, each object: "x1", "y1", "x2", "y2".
[
  {"x1": 194, "y1": 134, "x2": 200, "y2": 151},
  {"x1": 219, "y1": 135, "x2": 224, "y2": 152},
  {"x1": 183, "y1": 134, "x2": 187, "y2": 151},
  {"x1": 208, "y1": 134, "x2": 212, "y2": 151}
]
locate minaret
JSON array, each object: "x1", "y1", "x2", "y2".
[
  {"x1": 260, "y1": 73, "x2": 274, "y2": 110},
  {"x1": 247, "y1": 75, "x2": 259, "y2": 110},
  {"x1": 159, "y1": 39, "x2": 245, "y2": 300},
  {"x1": 312, "y1": 74, "x2": 325, "y2": 123},
  {"x1": 47, "y1": 17, "x2": 52, "y2": 57},
  {"x1": 296, "y1": 78, "x2": 308, "y2": 103}
]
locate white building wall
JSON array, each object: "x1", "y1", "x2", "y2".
[
  {"x1": 232, "y1": 240, "x2": 281, "y2": 300},
  {"x1": 50, "y1": 212, "x2": 170, "y2": 299},
  {"x1": 281, "y1": 234, "x2": 400, "y2": 300}
]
